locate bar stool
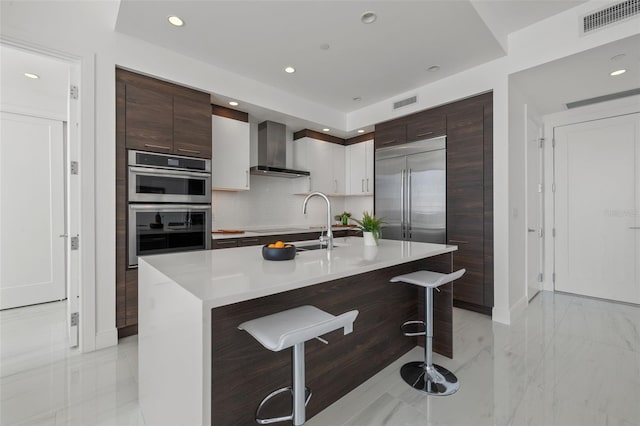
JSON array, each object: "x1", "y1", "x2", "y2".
[
  {"x1": 238, "y1": 305, "x2": 359, "y2": 425},
  {"x1": 390, "y1": 269, "x2": 465, "y2": 396}
]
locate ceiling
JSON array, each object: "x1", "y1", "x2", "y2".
[
  {"x1": 511, "y1": 33, "x2": 640, "y2": 115},
  {"x1": 114, "y1": 0, "x2": 584, "y2": 115},
  {"x1": 0, "y1": 45, "x2": 70, "y2": 118}
]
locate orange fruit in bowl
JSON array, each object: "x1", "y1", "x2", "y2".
[
  {"x1": 267, "y1": 243, "x2": 276, "y2": 248},
  {"x1": 274, "y1": 241, "x2": 285, "y2": 248}
]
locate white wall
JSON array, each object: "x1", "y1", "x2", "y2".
[
  {"x1": 508, "y1": 82, "x2": 527, "y2": 309},
  {"x1": 1, "y1": 0, "x2": 637, "y2": 343},
  {"x1": 345, "y1": 0, "x2": 639, "y2": 324},
  {"x1": 0, "y1": 0, "x2": 346, "y2": 347}
]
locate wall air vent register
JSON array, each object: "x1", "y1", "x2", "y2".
[{"x1": 581, "y1": 0, "x2": 639, "y2": 34}]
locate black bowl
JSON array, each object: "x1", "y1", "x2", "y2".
[{"x1": 262, "y1": 244, "x2": 296, "y2": 261}]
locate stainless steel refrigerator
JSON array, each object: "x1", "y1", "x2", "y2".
[{"x1": 375, "y1": 136, "x2": 446, "y2": 243}]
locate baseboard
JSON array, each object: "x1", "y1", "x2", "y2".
[
  {"x1": 491, "y1": 305, "x2": 511, "y2": 325},
  {"x1": 95, "y1": 328, "x2": 118, "y2": 350},
  {"x1": 453, "y1": 299, "x2": 492, "y2": 316},
  {"x1": 510, "y1": 295, "x2": 529, "y2": 321}
]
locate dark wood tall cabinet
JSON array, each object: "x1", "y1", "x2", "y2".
[
  {"x1": 116, "y1": 68, "x2": 212, "y2": 338},
  {"x1": 374, "y1": 92, "x2": 494, "y2": 314}
]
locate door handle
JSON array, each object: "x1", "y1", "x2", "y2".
[
  {"x1": 448, "y1": 239, "x2": 468, "y2": 244},
  {"x1": 59, "y1": 234, "x2": 69, "y2": 238},
  {"x1": 362, "y1": 179, "x2": 365, "y2": 193},
  {"x1": 528, "y1": 228, "x2": 537, "y2": 233},
  {"x1": 366, "y1": 178, "x2": 369, "y2": 192},
  {"x1": 629, "y1": 227, "x2": 640, "y2": 230}
]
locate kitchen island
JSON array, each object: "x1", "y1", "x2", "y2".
[{"x1": 138, "y1": 237, "x2": 457, "y2": 426}]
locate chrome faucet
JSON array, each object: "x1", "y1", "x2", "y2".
[{"x1": 302, "y1": 192, "x2": 333, "y2": 250}]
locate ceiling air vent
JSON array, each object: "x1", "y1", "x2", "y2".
[
  {"x1": 393, "y1": 96, "x2": 417, "y2": 110},
  {"x1": 565, "y1": 88, "x2": 640, "y2": 109},
  {"x1": 581, "y1": 0, "x2": 639, "y2": 34}
]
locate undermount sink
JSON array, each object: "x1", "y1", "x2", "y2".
[{"x1": 295, "y1": 244, "x2": 328, "y2": 252}]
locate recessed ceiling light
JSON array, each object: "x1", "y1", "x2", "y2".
[
  {"x1": 353, "y1": 97, "x2": 362, "y2": 102},
  {"x1": 357, "y1": 129, "x2": 365, "y2": 134},
  {"x1": 167, "y1": 16, "x2": 184, "y2": 27},
  {"x1": 323, "y1": 128, "x2": 330, "y2": 132},
  {"x1": 427, "y1": 65, "x2": 440, "y2": 72},
  {"x1": 229, "y1": 101, "x2": 239, "y2": 106},
  {"x1": 361, "y1": 11, "x2": 377, "y2": 24},
  {"x1": 610, "y1": 69, "x2": 626, "y2": 76},
  {"x1": 24, "y1": 72, "x2": 39, "y2": 79},
  {"x1": 284, "y1": 66, "x2": 296, "y2": 74}
]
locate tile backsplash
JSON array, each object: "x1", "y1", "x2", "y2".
[{"x1": 212, "y1": 174, "x2": 372, "y2": 231}]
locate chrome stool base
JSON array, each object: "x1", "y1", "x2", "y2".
[
  {"x1": 256, "y1": 386, "x2": 312, "y2": 425},
  {"x1": 400, "y1": 361, "x2": 459, "y2": 396}
]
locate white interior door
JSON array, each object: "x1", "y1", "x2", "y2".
[
  {"x1": 0, "y1": 112, "x2": 65, "y2": 309},
  {"x1": 526, "y1": 115, "x2": 544, "y2": 301},
  {"x1": 555, "y1": 113, "x2": 640, "y2": 304}
]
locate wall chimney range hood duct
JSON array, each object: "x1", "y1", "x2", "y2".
[{"x1": 250, "y1": 121, "x2": 310, "y2": 178}]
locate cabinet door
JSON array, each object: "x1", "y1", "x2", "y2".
[
  {"x1": 331, "y1": 143, "x2": 345, "y2": 195},
  {"x1": 307, "y1": 139, "x2": 333, "y2": 194},
  {"x1": 346, "y1": 143, "x2": 366, "y2": 195},
  {"x1": 446, "y1": 106, "x2": 485, "y2": 306},
  {"x1": 374, "y1": 123, "x2": 406, "y2": 149},
  {"x1": 212, "y1": 115, "x2": 250, "y2": 190},
  {"x1": 407, "y1": 112, "x2": 446, "y2": 142},
  {"x1": 173, "y1": 95, "x2": 212, "y2": 159},
  {"x1": 125, "y1": 84, "x2": 173, "y2": 152},
  {"x1": 364, "y1": 140, "x2": 374, "y2": 194}
]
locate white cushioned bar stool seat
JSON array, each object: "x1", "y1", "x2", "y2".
[
  {"x1": 238, "y1": 305, "x2": 359, "y2": 425},
  {"x1": 390, "y1": 269, "x2": 465, "y2": 396}
]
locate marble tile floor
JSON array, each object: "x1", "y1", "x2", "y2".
[{"x1": 1, "y1": 292, "x2": 638, "y2": 426}]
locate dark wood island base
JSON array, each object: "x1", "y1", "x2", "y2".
[{"x1": 211, "y1": 253, "x2": 453, "y2": 425}]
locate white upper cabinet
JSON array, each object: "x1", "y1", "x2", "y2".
[
  {"x1": 294, "y1": 137, "x2": 345, "y2": 195},
  {"x1": 211, "y1": 114, "x2": 250, "y2": 191},
  {"x1": 346, "y1": 140, "x2": 374, "y2": 195}
]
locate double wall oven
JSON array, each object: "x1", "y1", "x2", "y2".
[{"x1": 128, "y1": 150, "x2": 211, "y2": 267}]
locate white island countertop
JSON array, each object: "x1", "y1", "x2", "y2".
[{"x1": 140, "y1": 237, "x2": 457, "y2": 309}]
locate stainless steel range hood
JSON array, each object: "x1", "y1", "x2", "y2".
[{"x1": 249, "y1": 121, "x2": 310, "y2": 178}]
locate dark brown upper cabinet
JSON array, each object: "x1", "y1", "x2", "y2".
[
  {"x1": 117, "y1": 68, "x2": 212, "y2": 159},
  {"x1": 374, "y1": 122, "x2": 406, "y2": 149},
  {"x1": 406, "y1": 112, "x2": 446, "y2": 142},
  {"x1": 173, "y1": 95, "x2": 212, "y2": 158}
]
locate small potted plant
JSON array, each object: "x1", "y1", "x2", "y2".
[
  {"x1": 334, "y1": 211, "x2": 352, "y2": 226},
  {"x1": 352, "y1": 211, "x2": 384, "y2": 246}
]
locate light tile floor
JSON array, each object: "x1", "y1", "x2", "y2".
[{"x1": 1, "y1": 292, "x2": 639, "y2": 426}]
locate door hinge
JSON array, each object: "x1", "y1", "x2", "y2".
[
  {"x1": 70, "y1": 85, "x2": 79, "y2": 100},
  {"x1": 552, "y1": 272, "x2": 556, "y2": 283},
  {"x1": 538, "y1": 273, "x2": 544, "y2": 282},
  {"x1": 539, "y1": 138, "x2": 545, "y2": 148},
  {"x1": 552, "y1": 228, "x2": 556, "y2": 238},
  {"x1": 552, "y1": 182, "x2": 556, "y2": 192},
  {"x1": 70, "y1": 312, "x2": 79, "y2": 326},
  {"x1": 552, "y1": 138, "x2": 556, "y2": 148},
  {"x1": 539, "y1": 229, "x2": 544, "y2": 238},
  {"x1": 70, "y1": 161, "x2": 79, "y2": 175},
  {"x1": 538, "y1": 183, "x2": 543, "y2": 193},
  {"x1": 70, "y1": 235, "x2": 79, "y2": 250}
]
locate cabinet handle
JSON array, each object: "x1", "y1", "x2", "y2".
[
  {"x1": 177, "y1": 148, "x2": 201, "y2": 154},
  {"x1": 334, "y1": 179, "x2": 338, "y2": 193},
  {"x1": 246, "y1": 170, "x2": 249, "y2": 187},
  {"x1": 308, "y1": 177, "x2": 312, "y2": 192},
  {"x1": 416, "y1": 131, "x2": 434, "y2": 137},
  {"x1": 379, "y1": 139, "x2": 395, "y2": 145},
  {"x1": 362, "y1": 179, "x2": 365, "y2": 193},
  {"x1": 448, "y1": 239, "x2": 468, "y2": 244},
  {"x1": 144, "y1": 143, "x2": 171, "y2": 150},
  {"x1": 366, "y1": 178, "x2": 369, "y2": 192}
]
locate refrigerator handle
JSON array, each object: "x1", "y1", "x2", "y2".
[
  {"x1": 408, "y1": 168, "x2": 412, "y2": 239},
  {"x1": 400, "y1": 169, "x2": 405, "y2": 239}
]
